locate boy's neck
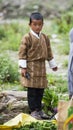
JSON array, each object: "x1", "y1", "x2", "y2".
[
  {"x1": 30, "y1": 29, "x2": 41, "y2": 39},
  {"x1": 36, "y1": 33, "x2": 39, "y2": 36}
]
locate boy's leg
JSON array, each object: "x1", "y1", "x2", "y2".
[
  {"x1": 27, "y1": 87, "x2": 42, "y2": 119},
  {"x1": 35, "y1": 88, "x2": 44, "y2": 111},
  {"x1": 27, "y1": 88, "x2": 36, "y2": 112},
  {"x1": 35, "y1": 88, "x2": 49, "y2": 119}
]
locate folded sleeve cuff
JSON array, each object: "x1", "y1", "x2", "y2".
[
  {"x1": 48, "y1": 58, "x2": 57, "y2": 68},
  {"x1": 18, "y1": 59, "x2": 27, "y2": 68}
]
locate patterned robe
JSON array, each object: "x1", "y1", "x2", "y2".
[{"x1": 18, "y1": 32, "x2": 53, "y2": 88}]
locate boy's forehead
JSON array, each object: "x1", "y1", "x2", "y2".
[{"x1": 31, "y1": 19, "x2": 43, "y2": 23}]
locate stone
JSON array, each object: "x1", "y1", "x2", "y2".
[{"x1": 0, "y1": 90, "x2": 28, "y2": 124}]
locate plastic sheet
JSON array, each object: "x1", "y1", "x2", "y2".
[{"x1": 0, "y1": 113, "x2": 37, "y2": 130}]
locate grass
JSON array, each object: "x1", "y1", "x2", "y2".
[
  {"x1": 57, "y1": 38, "x2": 69, "y2": 55},
  {"x1": 0, "y1": 82, "x2": 23, "y2": 91},
  {"x1": 62, "y1": 59, "x2": 68, "y2": 68},
  {"x1": 47, "y1": 74, "x2": 68, "y2": 93},
  {"x1": 0, "y1": 20, "x2": 29, "y2": 52}
]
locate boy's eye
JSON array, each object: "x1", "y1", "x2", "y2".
[
  {"x1": 33, "y1": 23, "x2": 37, "y2": 26},
  {"x1": 33, "y1": 23, "x2": 42, "y2": 26}
]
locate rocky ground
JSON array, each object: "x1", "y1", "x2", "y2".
[{"x1": 0, "y1": 91, "x2": 28, "y2": 124}]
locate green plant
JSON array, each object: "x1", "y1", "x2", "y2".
[
  {"x1": 13, "y1": 121, "x2": 57, "y2": 130},
  {"x1": 57, "y1": 39, "x2": 69, "y2": 55},
  {"x1": 0, "y1": 55, "x2": 19, "y2": 83},
  {"x1": 0, "y1": 22, "x2": 29, "y2": 51},
  {"x1": 54, "y1": 12, "x2": 73, "y2": 34},
  {"x1": 47, "y1": 74, "x2": 68, "y2": 96},
  {"x1": 63, "y1": 59, "x2": 68, "y2": 68},
  {"x1": 0, "y1": 25, "x2": 6, "y2": 39},
  {"x1": 43, "y1": 88, "x2": 58, "y2": 107},
  {"x1": 43, "y1": 88, "x2": 58, "y2": 115}
]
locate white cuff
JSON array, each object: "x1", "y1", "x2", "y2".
[
  {"x1": 49, "y1": 58, "x2": 57, "y2": 68},
  {"x1": 18, "y1": 59, "x2": 27, "y2": 68}
]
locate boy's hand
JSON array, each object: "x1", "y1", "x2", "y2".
[
  {"x1": 52, "y1": 66, "x2": 58, "y2": 71},
  {"x1": 20, "y1": 68, "x2": 27, "y2": 77}
]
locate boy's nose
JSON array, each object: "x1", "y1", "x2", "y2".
[{"x1": 36, "y1": 26, "x2": 40, "y2": 30}]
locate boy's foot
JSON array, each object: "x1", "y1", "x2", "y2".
[
  {"x1": 38, "y1": 110, "x2": 49, "y2": 119},
  {"x1": 31, "y1": 111, "x2": 42, "y2": 120}
]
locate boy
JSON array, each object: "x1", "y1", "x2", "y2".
[
  {"x1": 68, "y1": 28, "x2": 73, "y2": 99},
  {"x1": 18, "y1": 12, "x2": 58, "y2": 119}
]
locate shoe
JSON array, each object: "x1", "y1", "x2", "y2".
[
  {"x1": 38, "y1": 110, "x2": 49, "y2": 119},
  {"x1": 31, "y1": 111, "x2": 42, "y2": 120}
]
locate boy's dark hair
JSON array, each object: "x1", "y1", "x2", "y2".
[{"x1": 29, "y1": 12, "x2": 43, "y2": 24}]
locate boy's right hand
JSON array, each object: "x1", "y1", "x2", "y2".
[
  {"x1": 20, "y1": 68, "x2": 27, "y2": 77},
  {"x1": 52, "y1": 66, "x2": 58, "y2": 71}
]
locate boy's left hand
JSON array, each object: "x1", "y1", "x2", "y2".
[{"x1": 52, "y1": 66, "x2": 58, "y2": 71}]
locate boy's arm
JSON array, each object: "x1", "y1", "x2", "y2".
[
  {"x1": 49, "y1": 59, "x2": 58, "y2": 71},
  {"x1": 46, "y1": 35, "x2": 58, "y2": 71},
  {"x1": 18, "y1": 36, "x2": 27, "y2": 76},
  {"x1": 18, "y1": 59, "x2": 27, "y2": 68},
  {"x1": 18, "y1": 59, "x2": 27, "y2": 76}
]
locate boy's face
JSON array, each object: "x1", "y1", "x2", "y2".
[{"x1": 29, "y1": 19, "x2": 43, "y2": 34}]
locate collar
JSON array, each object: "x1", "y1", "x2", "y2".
[{"x1": 30, "y1": 29, "x2": 41, "y2": 39}]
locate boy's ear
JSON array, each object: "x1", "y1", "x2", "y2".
[{"x1": 29, "y1": 23, "x2": 31, "y2": 26}]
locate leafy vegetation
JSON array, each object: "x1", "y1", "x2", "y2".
[
  {"x1": 13, "y1": 121, "x2": 57, "y2": 130},
  {"x1": 53, "y1": 11, "x2": 73, "y2": 34},
  {"x1": 43, "y1": 87, "x2": 58, "y2": 116},
  {"x1": 0, "y1": 55, "x2": 19, "y2": 83},
  {"x1": 47, "y1": 74, "x2": 68, "y2": 93}
]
